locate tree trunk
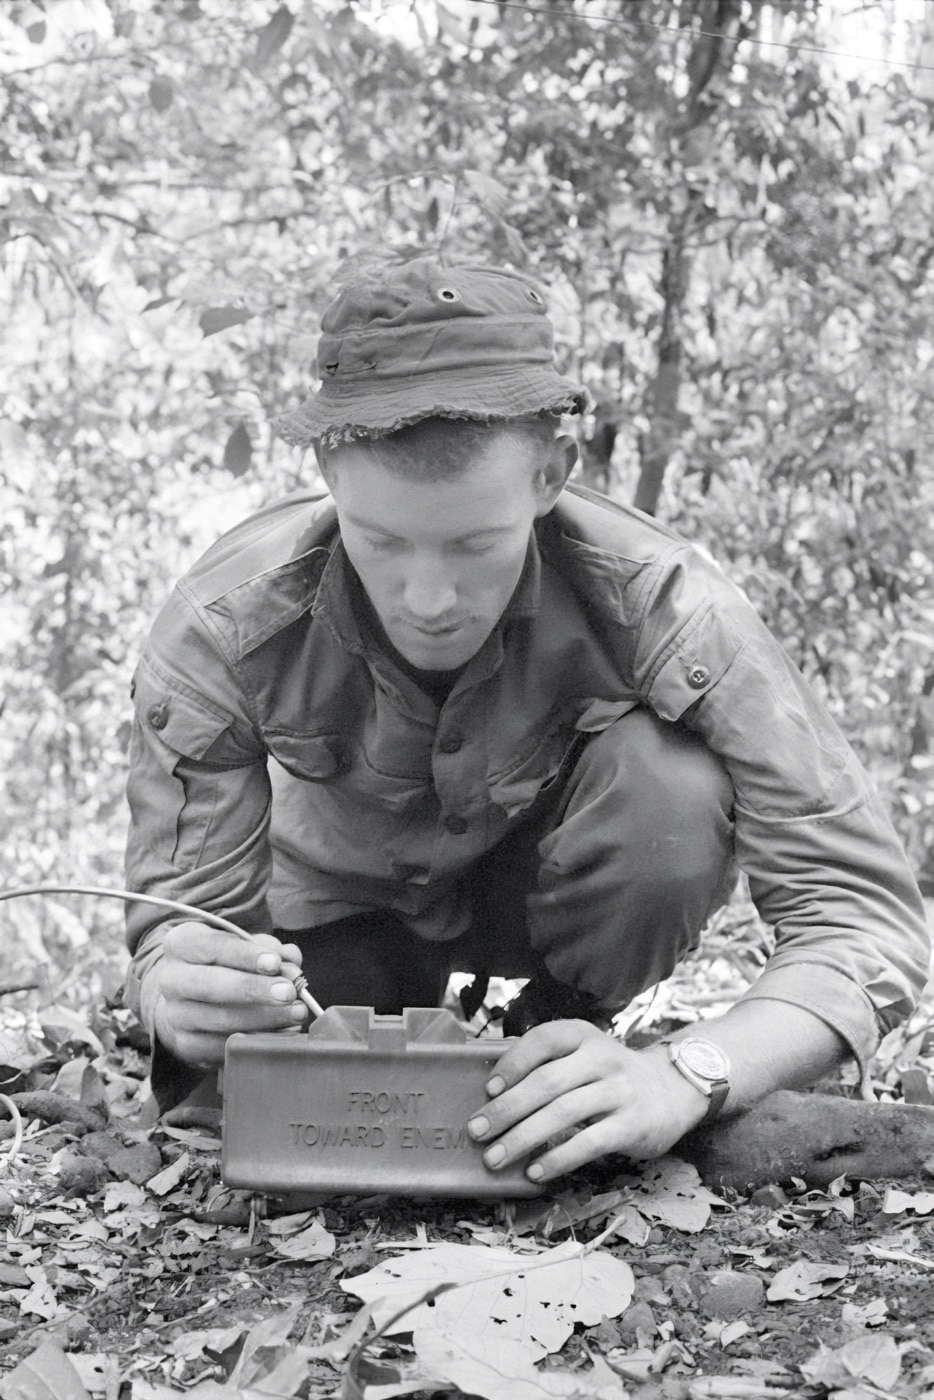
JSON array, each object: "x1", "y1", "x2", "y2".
[{"x1": 633, "y1": 0, "x2": 747, "y2": 516}]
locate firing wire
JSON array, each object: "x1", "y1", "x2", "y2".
[
  {"x1": 0, "y1": 883, "x2": 325, "y2": 1019},
  {"x1": 0, "y1": 1094, "x2": 23, "y2": 1168},
  {"x1": 464, "y1": 0, "x2": 934, "y2": 76}
]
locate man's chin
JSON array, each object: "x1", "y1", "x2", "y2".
[{"x1": 390, "y1": 625, "x2": 482, "y2": 672}]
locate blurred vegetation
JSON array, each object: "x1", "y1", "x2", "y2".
[{"x1": 1, "y1": 0, "x2": 932, "y2": 1005}]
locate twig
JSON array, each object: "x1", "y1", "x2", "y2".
[{"x1": 0, "y1": 981, "x2": 40, "y2": 996}]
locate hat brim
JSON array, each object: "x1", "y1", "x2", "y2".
[{"x1": 274, "y1": 365, "x2": 589, "y2": 448}]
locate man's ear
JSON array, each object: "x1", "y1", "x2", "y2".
[
  {"x1": 315, "y1": 444, "x2": 335, "y2": 490},
  {"x1": 534, "y1": 433, "x2": 578, "y2": 515}
]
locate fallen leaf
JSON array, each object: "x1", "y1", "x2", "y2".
[
  {"x1": 39, "y1": 1005, "x2": 104, "y2": 1056},
  {"x1": 272, "y1": 1217, "x2": 337, "y2": 1260},
  {"x1": 103, "y1": 1180, "x2": 146, "y2": 1212},
  {"x1": 628, "y1": 1158, "x2": 723, "y2": 1233},
  {"x1": 146, "y1": 1149, "x2": 190, "y2": 1196},
  {"x1": 413, "y1": 1328, "x2": 626, "y2": 1399},
  {"x1": 0, "y1": 1338, "x2": 91, "y2": 1399},
  {"x1": 881, "y1": 1186, "x2": 934, "y2": 1215},
  {"x1": 766, "y1": 1259, "x2": 849, "y2": 1302},
  {"x1": 342, "y1": 1239, "x2": 635, "y2": 1361},
  {"x1": 17, "y1": 1266, "x2": 61, "y2": 1321},
  {"x1": 718, "y1": 1321, "x2": 752, "y2": 1347},
  {"x1": 605, "y1": 1206, "x2": 652, "y2": 1247},
  {"x1": 226, "y1": 1303, "x2": 303, "y2": 1390},
  {"x1": 800, "y1": 1333, "x2": 902, "y2": 1391},
  {"x1": 841, "y1": 1298, "x2": 888, "y2": 1327},
  {"x1": 170, "y1": 1324, "x2": 248, "y2": 1362}
]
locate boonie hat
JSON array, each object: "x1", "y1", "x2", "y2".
[{"x1": 275, "y1": 256, "x2": 587, "y2": 447}]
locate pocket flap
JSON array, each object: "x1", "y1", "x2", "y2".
[{"x1": 132, "y1": 661, "x2": 232, "y2": 759}]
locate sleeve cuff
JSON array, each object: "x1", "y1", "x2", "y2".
[{"x1": 735, "y1": 959, "x2": 882, "y2": 1087}]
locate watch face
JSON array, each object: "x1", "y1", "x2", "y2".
[{"x1": 680, "y1": 1039, "x2": 729, "y2": 1080}]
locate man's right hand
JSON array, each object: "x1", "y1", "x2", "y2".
[{"x1": 146, "y1": 922, "x2": 308, "y2": 1067}]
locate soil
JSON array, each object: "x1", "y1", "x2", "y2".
[{"x1": 3, "y1": 1119, "x2": 934, "y2": 1399}]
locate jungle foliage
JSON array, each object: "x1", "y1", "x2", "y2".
[{"x1": 1, "y1": 0, "x2": 932, "y2": 995}]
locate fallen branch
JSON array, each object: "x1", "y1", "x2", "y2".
[
  {"x1": 3, "y1": 1092, "x2": 107, "y2": 1135},
  {"x1": 679, "y1": 1090, "x2": 934, "y2": 1192}
]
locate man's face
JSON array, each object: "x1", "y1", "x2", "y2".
[{"x1": 326, "y1": 433, "x2": 559, "y2": 671}]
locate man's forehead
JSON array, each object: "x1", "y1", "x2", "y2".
[{"x1": 323, "y1": 419, "x2": 541, "y2": 478}]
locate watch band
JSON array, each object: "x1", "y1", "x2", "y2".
[{"x1": 664, "y1": 1037, "x2": 731, "y2": 1122}]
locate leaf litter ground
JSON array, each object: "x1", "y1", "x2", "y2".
[{"x1": 3, "y1": 905, "x2": 934, "y2": 1399}]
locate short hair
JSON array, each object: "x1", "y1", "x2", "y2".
[{"x1": 319, "y1": 412, "x2": 562, "y2": 484}]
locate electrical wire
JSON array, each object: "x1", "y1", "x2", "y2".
[{"x1": 0, "y1": 883, "x2": 324, "y2": 1019}]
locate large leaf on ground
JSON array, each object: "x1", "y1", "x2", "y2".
[{"x1": 342, "y1": 1239, "x2": 634, "y2": 1360}]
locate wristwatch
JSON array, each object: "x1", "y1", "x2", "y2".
[{"x1": 665, "y1": 1038, "x2": 731, "y2": 1122}]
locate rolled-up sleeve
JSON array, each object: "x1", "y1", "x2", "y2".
[
  {"x1": 635, "y1": 547, "x2": 930, "y2": 1074},
  {"x1": 123, "y1": 589, "x2": 273, "y2": 1033}
]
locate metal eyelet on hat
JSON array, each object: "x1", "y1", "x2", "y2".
[
  {"x1": 437, "y1": 286, "x2": 462, "y2": 302},
  {"x1": 526, "y1": 287, "x2": 544, "y2": 305}
]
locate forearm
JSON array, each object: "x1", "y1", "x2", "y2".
[{"x1": 650, "y1": 998, "x2": 850, "y2": 1122}]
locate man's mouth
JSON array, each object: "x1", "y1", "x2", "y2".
[{"x1": 405, "y1": 619, "x2": 465, "y2": 637}]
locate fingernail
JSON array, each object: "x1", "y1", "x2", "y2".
[
  {"x1": 486, "y1": 1075, "x2": 505, "y2": 1097},
  {"x1": 484, "y1": 1144, "x2": 505, "y2": 1167},
  {"x1": 257, "y1": 953, "x2": 279, "y2": 973},
  {"x1": 526, "y1": 1163, "x2": 544, "y2": 1181},
  {"x1": 468, "y1": 1116, "x2": 490, "y2": 1139},
  {"x1": 270, "y1": 981, "x2": 294, "y2": 1003},
  {"x1": 290, "y1": 1003, "x2": 308, "y2": 1021}
]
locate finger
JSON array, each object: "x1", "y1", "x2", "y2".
[
  {"x1": 473, "y1": 1041, "x2": 615, "y2": 1141},
  {"x1": 252, "y1": 932, "x2": 304, "y2": 971},
  {"x1": 525, "y1": 1117, "x2": 641, "y2": 1182},
  {"x1": 163, "y1": 923, "x2": 301, "y2": 977},
  {"x1": 488, "y1": 1020, "x2": 605, "y2": 1096},
  {"x1": 171, "y1": 995, "x2": 309, "y2": 1035},
  {"x1": 475, "y1": 1080, "x2": 614, "y2": 1171},
  {"x1": 160, "y1": 961, "x2": 304, "y2": 1016},
  {"x1": 163, "y1": 1027, "x2": 231, "y2": 1068}
]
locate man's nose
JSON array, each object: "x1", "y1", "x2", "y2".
[{"x1": 403, "y1": 558, "x2": 457, "y2": 619}]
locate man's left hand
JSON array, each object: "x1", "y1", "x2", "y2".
[{"x1": 467, "y1": 1021, "x2": 709, "y2": 1182}]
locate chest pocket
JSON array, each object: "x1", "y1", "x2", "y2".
[
  {"x1": 487, "y1": 726, "x2": 581, "y2": 820},
  {"x1": 267, "y1": 732, "x2": 431, "y2": 816},
  {"x1": 265, "y1": 731, "x2": 351, "y2": 782}
]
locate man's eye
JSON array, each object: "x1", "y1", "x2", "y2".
[{"x1": 364, "y1": 534, "x2": 400, "y2": 551}]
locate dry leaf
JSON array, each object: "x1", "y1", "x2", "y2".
[
  {"x1": 227, "y1": 1303, "x2": 303, "y2": 1390},
  {"x1": 272, "y1": 1218, "x2": 337, "y2": 1260},
  {"x1": 413, "y1": 1328, "x2": 627, "y2": 1400},
  {"x1": 146, "y1": 1150, "x2": 190, "y2": 1196},
  {"x1": 800, "y1": 1333, "x2": 902, "y2": 1391},
  {"x1": 342, "y1": 1239, "x2": 635, "y2": 1361},
  {"x1": 766, "y1": 1260, "x2": 849, "y2": 1302},
  {"x1": 0, "y1": 1338, "x2": 91, "y2": 1400},
  {"x1": 628, "y1": 1158, "x2": 723, "y2": 1233},
  {"x1": 881, "y1": 1186, "x2": 934, "y2": 1215}
]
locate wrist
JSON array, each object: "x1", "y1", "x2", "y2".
[{"x1": 640, "y1": 1042, "x2": 713, "y2": 1135}]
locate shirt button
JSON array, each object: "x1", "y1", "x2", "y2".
[
  {"x1": 687, "y1": 665, "x2": 710, "y2": 689},
  {"x1": 439, "y1": 731, "x2": 463, "y2": 754},
  {"x1": 444, "y1": 814, "x2": 468, "y2": 835},
  {"x1": 147, "y1": 701, "x2": 169, "y2": 730}
]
